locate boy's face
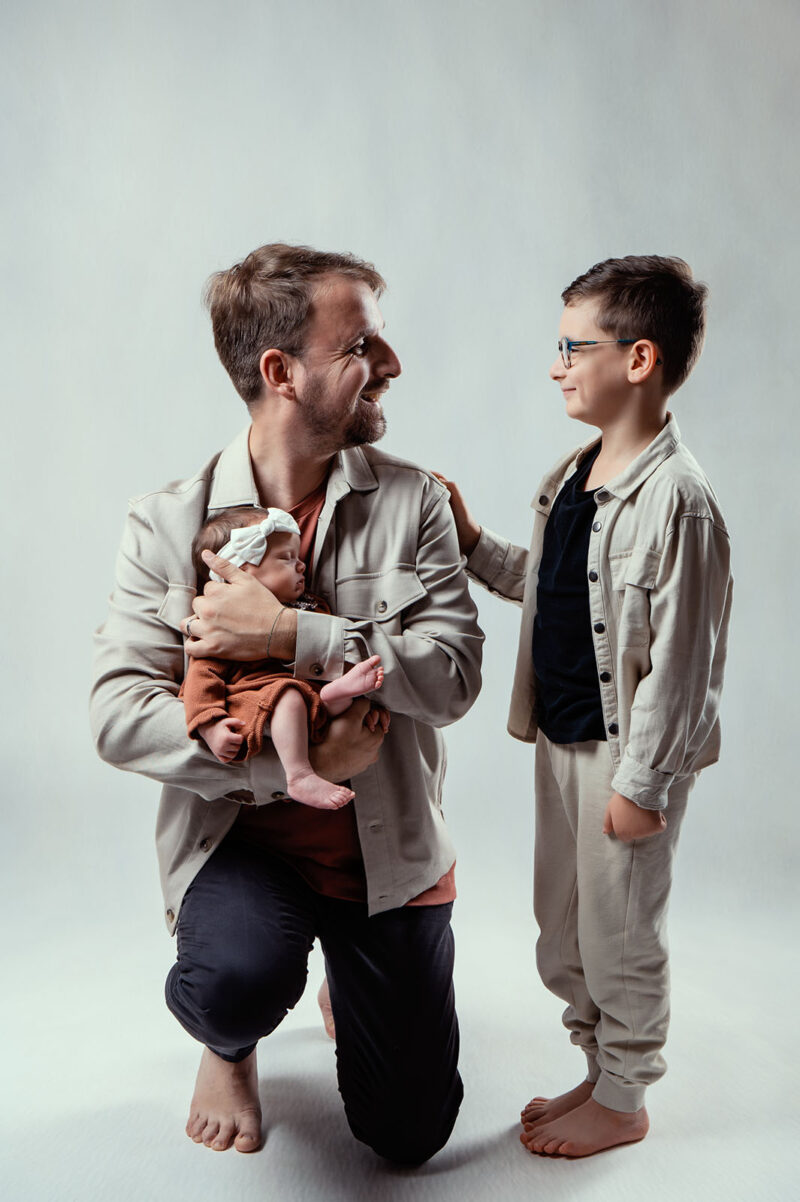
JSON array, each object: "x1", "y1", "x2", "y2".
[
  {"x1": 550, "y1": 301, "x2": 632, "y2": 428},
  {"x1": 243, "y1": 532, "x2": 306, "y2": 603}
]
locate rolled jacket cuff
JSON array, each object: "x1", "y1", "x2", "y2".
[
  {"x1": 611, "y1": 753, "x2": 673, "y2": 810},
  {"x1": 294, "y1": 609, "x2": 347, "y2": 682}
]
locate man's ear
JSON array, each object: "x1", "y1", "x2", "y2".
[
  {"x1": 627, "y1": 339, "x2": 662, "y2": 384},
  {"x1": 260, "y1": 348, "x2": 295, "y2": 397}
]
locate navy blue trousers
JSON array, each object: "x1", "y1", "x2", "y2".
[{"x1": 165, "y1": 836, "x2": 462, "y2": 1164}]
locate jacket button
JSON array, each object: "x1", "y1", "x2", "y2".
[
  {"x1": 594, "y1": 622, "x2": 605, "y2": 634},
  {"x1": 199, "y1": 837, "x2": 212, "y2": 852},
  {"x1": 271, "y1": 790, "x2": 286, "y2": 800},
  {"x1": 376, "y1": 600, "x2": 388, "y2": 613},
  {"x1": 599, "y1": 671, "x2": 611, "y2": 683},
  {"x1": 608, "y1": 722, "x2": 619, "y2": 735},
  {"x1": 592, "y1": 521, "x2": 602, "y2": 532},
  {"x1": 588, "y1": 570, "x2": 599, "y2": 582},
  {"x1": 166, "y1": 909, "x2": 175, "y2": 923},
  {"x1": 310, "y1": 662, "x2": 323, "y2": 675},
  {"x1": 596, "y1": 491, "x2": 609, "y2": 503},
  {"x1": 539, "y1": 495, "x2": 550, "y2": 506}
]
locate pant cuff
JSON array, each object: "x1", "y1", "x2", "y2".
[{"x1": 592, "y1": 1071, "x2": 646, "y2": 1113}]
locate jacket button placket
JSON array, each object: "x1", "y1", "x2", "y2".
[{"x1": 588, "y1": 494, "x2": 619, "y2": 752}]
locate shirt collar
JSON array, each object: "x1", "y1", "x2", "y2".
[{"x1": 208, "y1": 425, "x2": 379, "y2": 512}]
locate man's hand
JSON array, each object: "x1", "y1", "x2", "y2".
[
  {"x1": 602, "y1": 791, "x2": 667, "y2": 842},
  {"x1": 364, "y1": 704, "x2": 391, "y2": 734},
  {"x1": 431, "y1": 472, "x2": 481, "y2": 557},
  {"x1": 182, "y1": 550, "x2": 297, "y2": 661},
  {"x1": 309, "y1": 698, "x2": 385, "y2": 781},
  {"x1": 198, "y1": 717, "x2": 245, "y2": 763}
]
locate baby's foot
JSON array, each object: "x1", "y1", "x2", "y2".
[
  {"x1": 520, "y1": 1097, "x2": 649, "y2": 1158},
  {"x1": 521, "y1": 1079, "x2": 594, "y2": 1129},
  {"x1": 286, "y1": 769, "x2": 354, "y2": 810},
  {"x1": 320, "y1": 655, "x2": 383, "y2": 708}
]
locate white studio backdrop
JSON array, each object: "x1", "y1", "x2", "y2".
[{"x1": 3, "y1": 2, "x2": 798, "y2": 1199}]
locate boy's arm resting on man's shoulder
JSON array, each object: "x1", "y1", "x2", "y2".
[
  {"x1": 464, "y1": 525, "x2": 528, "y2": 605},
  {"x1": 611, "y1": 514, "x2": 732, "y2": 810},
  {"x1": 295, "y1": 492, "x2": 484, "y2": 728},
  {"x1": 90, "y1": 503, "x2": 287, "y2": 801}
]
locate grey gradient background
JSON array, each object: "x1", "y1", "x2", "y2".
[{"x1": 4, "y1": 2, "x2": 797, "y2": 1199}]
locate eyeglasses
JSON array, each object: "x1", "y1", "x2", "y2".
[{"x1": 557, "y1": 337, "x2": 635, "y2": 369}]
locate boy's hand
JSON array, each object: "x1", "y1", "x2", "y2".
[
  {"x1": 198, "y1": 716, "x2": 245, "y2": 762},
  {"x1": 602, "y1": 791, "x2": 667, "y2": 842},
  {"x1": 310, "y1": 698, "x2": 384, "y2": 780},
  {"x1": 431, "y1": 472, "x2": 481, "y2": 557},
  {"x1": 364, "y1": 704, "x2": 391, "y2": 734}
]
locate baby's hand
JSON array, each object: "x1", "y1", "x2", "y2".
[
  {"x1": 364, "y1": 704, "x2": 391, "y2": 734},
  {"x1": 431, "y1": 472, "x2": 481, "y2": 557},
  {"x1": 602, "y1": 792, "x2": 666, "y2": 842},
  {"x1": 199, "y1": 717, "x2": 245, "y2": 763}
]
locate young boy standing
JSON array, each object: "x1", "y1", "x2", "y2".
[{"x1": 440, "y1": 256, "x2": 732, "y2": 1157}]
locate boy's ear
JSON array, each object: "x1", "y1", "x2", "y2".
[
  {"x1": 627, "y1": 339, "x2": 662, "y2": 384},
  {"x1": 259, "y1": 348, "x2": 296, "y2": 397}
]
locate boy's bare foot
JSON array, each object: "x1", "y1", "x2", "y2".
[
  {"x1": 286, "y1": 769, "x2": 354, "y2": 810},
  {"x1": 520, "y1": 1097, "x2": 649, "y2": 1158},
  {"x1": 320, "y1": 655, "x2": 384, "y2": 708},
  {"x1": 521, "y1": 1078, "x2": 594, "y2": 1127},
  {"x1": 185, "y1": 1047, "x2": 262, "y2": 1152},
  {"x1": 317, "y1": 977, "x2": 336, "y2": 1041}
]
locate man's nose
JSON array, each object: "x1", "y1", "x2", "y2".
[{"x1": 375, "y1": 338, "x2": 402, "y2": 379}]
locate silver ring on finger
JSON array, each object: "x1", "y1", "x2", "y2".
[{"x1": 186, "y1": 617, "x2": 196, "y2": 639}]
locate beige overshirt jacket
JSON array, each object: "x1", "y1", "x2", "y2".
[
  {"x1": 466, "y1": 415, "x2": 732, "y2": 809},
  {"x1": 91, "y1": 427, "x2": 484, "y2": 932}
]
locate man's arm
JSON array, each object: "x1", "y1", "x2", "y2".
[
  {"x1": 611, "y1": 514, "x2": 732, "y2": 809},
  {"x1": 91, "y1": 503, "x2": 382, "y2": 799}
]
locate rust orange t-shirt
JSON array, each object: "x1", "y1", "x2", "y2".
[{"x1": 232, "y1": 482, "x2": 455, "y2": 906}]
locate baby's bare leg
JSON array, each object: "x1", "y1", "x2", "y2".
[
  {"x1": 270, "y1": 690, "x2": 354, "y2": 810},
  {"x1": 319, "y1": 655, "x2": 383, "y2": 716}
]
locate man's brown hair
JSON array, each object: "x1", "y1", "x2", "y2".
[
  {"x1": 562, "y1": 255, "x2": 708, "y2": 395},
  {"x1": 205, "y1": 243, "x2": 386, "y2": 405},
  {"x1": 191, "y1": 506, "x2": 271, "y2": 586}
]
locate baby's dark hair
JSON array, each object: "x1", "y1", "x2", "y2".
[
  {"x1": 192, "y1": 506, "x2": 271, "y2": 586},
  {"x1": 562, "y1": 255, "x2": 708, "y2": 395}
]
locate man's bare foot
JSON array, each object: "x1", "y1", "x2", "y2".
[
  {"x1": 185, "y1": 1047, "x2": 262, "y2": 1153},
  {"x1": 521, "y1": 1078, "x2": 594, "y2": 1128},
  {"x1": 520, "y1": 1097, "x2": 649, "y2": 1158},
  {"x1": 286, "y1": 769, "x2": 355, "y2": 810},
  {"x1": 317, "y1": 977, "x2": 336, "y2": 1041},
  {"x1": 320, "y1": 655, "x2": 384, "y2": 708}
]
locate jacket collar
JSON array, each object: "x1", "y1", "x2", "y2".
[
  {"x1": 532, "y1": 413, "x2": 682, "y2": 509},
  {"x1": 208, "y1": 425, "x2": 379, "y2": 512}
]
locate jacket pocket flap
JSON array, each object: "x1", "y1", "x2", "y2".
[
  {"x1": 335, "y1": 564, "x2": 427, "y2": 620},
  {"x1": 157, "y1": 582, "x2": 197, "y2": 631},
  {"x1": 609, "y1": 547, "x2": 660, "y2": 590}
]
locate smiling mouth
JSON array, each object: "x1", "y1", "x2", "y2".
[{"x1": 360, "y1": 387, "x2": 387, "y2": 404}]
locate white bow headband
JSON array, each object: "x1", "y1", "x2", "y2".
[{"x1": 210, "y1": 508, "x2": 301, "y2": 582}]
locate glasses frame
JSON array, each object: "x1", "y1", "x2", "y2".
[{"x1": 558, "y1": 337, "x2": 636, "y2": 369}]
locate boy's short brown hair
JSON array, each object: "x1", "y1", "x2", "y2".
[
  {"x1": 205, "y1": 243, "x2": 386, "y2": 406},
  {"x1": 562, "y1": 255, "x2": 708, "y2": 395},
  {"x1": 191, "y1": 506, "x2": 270, "y2": 587}
]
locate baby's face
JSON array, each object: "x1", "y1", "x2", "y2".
[{"x1": 245, "y1": 532, "x2": 305, "y2": 603}]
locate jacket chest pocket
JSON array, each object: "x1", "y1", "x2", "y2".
[
  {"x1": 608, "y1": 547, "x2": 660, "y2": 648},
  {"x1": 335, "y1": 564, "x2": 427, "y2": 634},
  {"x1": 157, "y1": 582, "x2": 197, "y2": 632}
]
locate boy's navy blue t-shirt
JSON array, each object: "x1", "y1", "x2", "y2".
[{"x1": 533, "y1": 444, "x2": 606, "y2": 744}]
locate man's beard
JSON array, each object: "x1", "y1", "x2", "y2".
[{"x1": 297, "y1": 376, "x2": 387, "y2": 450}]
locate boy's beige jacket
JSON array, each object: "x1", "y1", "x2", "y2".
[
  {"x1": 467, "y1": 416, "x2": 732, "y2": 809},
  {"x1": 91, "y1": 428, "x2": 483, "y2": 932}
]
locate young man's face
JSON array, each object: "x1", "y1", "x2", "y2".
[
  {"x1": 244, "y1": 532, "x2": 306, "y2": 604},
  {"x1": 549, "y1": 300, "x2": 632, "y2": 428},
  {"x1": 292, "y1": 274, "x2": 402, "y2": 453}
]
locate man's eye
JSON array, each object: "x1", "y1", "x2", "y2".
[{"x1": 350, "y1": 340, "x2": 369, "y2": 357}]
